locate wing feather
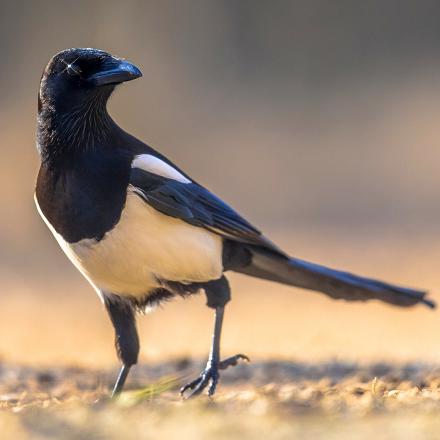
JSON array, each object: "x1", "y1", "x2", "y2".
[{"x1": 130, "y1": 168, "x2": 283, "y2": 253}]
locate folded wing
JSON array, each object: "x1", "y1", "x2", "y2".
[{"x1": 130, "y1": 165, "x2": 435, "y2": 309}]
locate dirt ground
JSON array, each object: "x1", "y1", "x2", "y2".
[{"x1": 2, "y1": 360, "x2": 440, "y2": 439}]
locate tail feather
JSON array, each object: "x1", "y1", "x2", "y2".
[{"x1": 234, "y1": 248, "x2": 435, "y2": 309}]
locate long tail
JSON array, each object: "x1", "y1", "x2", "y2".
[{"x1": 234, "y1": 248, "x2": 435, "y2": 308}]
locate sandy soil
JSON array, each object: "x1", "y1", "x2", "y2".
[{"x1": 2, "y1": 360, "x2": 440, "y2": 439}]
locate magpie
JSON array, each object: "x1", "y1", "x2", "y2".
[{"x1": 35, "y1": 48, "x2": 435, "y2": 399}]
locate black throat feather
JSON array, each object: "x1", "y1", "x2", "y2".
[
  {"x1": 37, "y1": 86, "x2": 115, "y2": 163},
  {"x1": 35, "y1": 84, "x2": 135, "y2": 243}
]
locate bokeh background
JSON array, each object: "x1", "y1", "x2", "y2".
[{"x1": 1, "y1": 0, "x2": 440, "y2": 369}]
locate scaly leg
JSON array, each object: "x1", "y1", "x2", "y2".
[{"x1": 180, "y1": 277, "x2": 249, "y2": 398}]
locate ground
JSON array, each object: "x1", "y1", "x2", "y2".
[{"x1": 2, "y1": 360, "x2": 440, "y2": 439}]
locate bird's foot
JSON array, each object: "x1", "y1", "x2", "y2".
[{"x1": 180, "y1": 354, "x2": 250, "y2": 399}]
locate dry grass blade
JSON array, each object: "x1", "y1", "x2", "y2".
[{"x1": 115, "y1": 375, "x2": 184, "y2": 406}]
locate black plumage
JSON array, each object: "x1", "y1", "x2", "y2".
[{"x1": 35, "y1": 48, "x2": 435, "y2": 398}]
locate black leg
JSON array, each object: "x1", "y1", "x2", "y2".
[
  {"x1": 112, "y1": 364, "x2": 131, "y2": 396},
  {"x1": 104, "y1": 295, "x2": 140, "y2": 397},
  {"x1": 180, "y1": 277, "x2": 249, "y2": 398}
]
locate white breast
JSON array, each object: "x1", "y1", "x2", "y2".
[{"x1": 35, "y1": 192, "x2": 223, "y2": 298}]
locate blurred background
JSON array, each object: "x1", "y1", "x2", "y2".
[{"x1": 1, "y1": 0, "x2": 440, "y2": 368}]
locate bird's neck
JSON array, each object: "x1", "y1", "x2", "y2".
[{"x1": 37, "y1": 92, "x2": 117, "y2": 163}]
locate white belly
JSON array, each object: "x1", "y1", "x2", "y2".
[{"x1": 36, "y1": 192, "x2": 223, "y2": 297}]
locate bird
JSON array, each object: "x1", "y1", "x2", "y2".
[{"x1": 35, "y1": 48, "x2": 435, "y2": 399}]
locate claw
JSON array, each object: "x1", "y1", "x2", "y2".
[{"x1": 180, "y1": 353, "x2": 250, "y2": 399}]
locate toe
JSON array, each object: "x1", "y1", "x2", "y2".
[
  {"x1": 219, "y1": 353, "x2": 250, "y2": 370},
  {"x1": 180, "y1": 376, "x2": 203, "y2": 396},
  {"x1": 208, "y1": 371, "x2": 219, "y2": 397},
  {"x1": 183, "y1": 374, "x2": 211, "y2": 399}
]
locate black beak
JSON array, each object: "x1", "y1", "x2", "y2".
[{"x1": 88, "y1": 59, "x2": 142, "y2": 86}]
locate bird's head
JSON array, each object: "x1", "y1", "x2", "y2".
[
  {"x1": 38, "y1": 48, "x2": 142, "y2": 114},
  {"x1": 37, "y1": 48, "x2": 142, "y2": 158}
]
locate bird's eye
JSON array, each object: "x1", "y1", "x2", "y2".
[{"x1": 66, "y1": 63, "x2": 82, "y2": 77}]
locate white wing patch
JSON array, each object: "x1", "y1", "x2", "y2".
[{"x1": 132, "y1": 154, "x2": 191, "y2": 183}]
